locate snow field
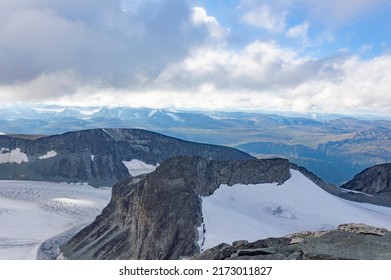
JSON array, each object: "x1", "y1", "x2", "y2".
[
  {"x1": 200, "y1": 169, "x2": 391, "y2": 250},
  {"x1": 0, "y1": 180, "x2": 111, "y2": 259}
]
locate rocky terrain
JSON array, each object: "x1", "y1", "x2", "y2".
[
  {"x1": 60, "y1": 157, "x2": 291, "y2": 259},
  {"x1": 192, "y1": 223, "x2": 391, "y2": 260},
  {"x1": 0, "y1": 128, "x2": 253, "y2": 186},
  {"x1": 60, "y1": 156, "x2": 391, "y2": 260}
]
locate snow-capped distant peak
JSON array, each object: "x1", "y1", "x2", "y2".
[{"x1": 33, "y1": 107, "x2": 66, "y2": 113}]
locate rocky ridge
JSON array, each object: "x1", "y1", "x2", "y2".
[
  {"x1": 340, "y1": 163, "x2": 391, "y2": 195},
  {"x1": 192, "y1": 223, "x2": 391, "y2": 260},
  {"x1": 0, "y1": 129, "x2": 253, "y2": 186},
  {"x1": 60, "y1": 156, "x2": 291, "y2": 260}
]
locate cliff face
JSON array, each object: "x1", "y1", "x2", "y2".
[
  {"x1": 340, "y1": 163, "x2": 391, "y2": 195},
  {"x1": 60, "y1": 157, "x2": 291, "y2": 260},
  {"x1": 0, "y1": 129, "x2": 253, "y2": 186}
]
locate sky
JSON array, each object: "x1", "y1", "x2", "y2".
[{"x1": 1, "y1": 0, "x2": 391, "y2": 116}]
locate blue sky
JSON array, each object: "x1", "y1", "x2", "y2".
[{"x1": 1, "y1": 0, "x2": 391, "y2": 116}]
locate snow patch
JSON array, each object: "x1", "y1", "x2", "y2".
[
  {"x1": 38, "y1": 150, "x2": 57, "y2": 160},
  {"x1": 339, "y1": 187, "x2": 374, "y2": 197},
  {"x1": 33, "y1": 107, "x2": 66, "y2": 113},
  {"x1": 0, "y1": 132, "x2": 6, "y2": 135},
  {"x1": 200, "y1": 169, "x2": 391, "y2": 250},
  {"x1": 148, "y1": 109, "x2": 158, "y2": 117},
  {"x1": 122, "y1": 159, "x2": 158, "y2": 176},
  {"x1": 197, "y1": 219, "x2": 206, "y2": 251},
  {"x1": 0, "y1": 148, "x2": 29, "y2": 164},
  {"x1": 91, "y1": 155, "x2": 95, "y2": 161},
  {"x1": 166, "y1": 112, "x2": 184, "y2": 122}
]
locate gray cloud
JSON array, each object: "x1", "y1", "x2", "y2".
[{"x1": 0, "y1": 0, "x2": 207, "y2": 90}]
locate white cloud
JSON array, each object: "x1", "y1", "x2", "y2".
[
  {"x1": 3, "y1": 36, "x2": 391, "y2": 115},
  {"x1": 151, "y1": 42, "x2": 391, "y2": 114},
  {"x1": 191, "y1": 7, "x2": 229, "y2": 40},
  {"x1": 287, "y1": 22, "x2": 309, "y2": 40},
  {"x1": 240, "y1": 2, "x2": 287, "y2": 32}
]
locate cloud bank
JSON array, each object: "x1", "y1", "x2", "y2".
[{"x1": 0, "y1": 0, "x2": 390, "y2": 115}]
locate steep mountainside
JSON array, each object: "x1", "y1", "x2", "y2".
[
  {"x1": 0, "y1": 129, "x2": 253, "y2": 186},
  {"x1": 340, "y1": 163, "x2": 391, "y2": 195},
  {"x1": 60, "y1": 157, "x2": 391, "y2": 260}
]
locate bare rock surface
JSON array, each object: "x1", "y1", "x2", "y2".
[
  {"x1": 193, "y1": 223, "x2": 391, "y2": 260},
  {"x1": 340, "y1": 163, "x2": 391, "y2": 195}
]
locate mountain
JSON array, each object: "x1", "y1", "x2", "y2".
[
  {"x1": 0, "y1": 129, "x2": 253, "y2": 187},
  {"x1": 340, "y1": 163, "x2": 391, "y2": 197},
  {"x1": 60, "y1": 156, "x2": 391, "y2": 260},
  {"x1": 1, "y1": 105, "x2": 390, "y2": 185}
]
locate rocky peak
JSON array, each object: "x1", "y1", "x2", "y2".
[
  {"x1": 340, "y1": 163, "x2": 391, "y2": 195},
  {"x1": 60, "y1": 156, "x2": 291, "y2": 260}
]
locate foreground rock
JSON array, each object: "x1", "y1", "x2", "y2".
[
  {"x1": 192, "y1": 224, "x2": 391, "y2": 260},
  {"x1": 60, "y1": 157, "x2": 290, "y2": 259}
]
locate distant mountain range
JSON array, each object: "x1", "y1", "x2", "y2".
[{"x1": 1, "y1": 105, "x2": 390, "y2": 185}]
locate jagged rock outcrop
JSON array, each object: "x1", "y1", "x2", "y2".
[
  {"x1": 60, "y1": 156, "x2": 291, "y2": 260},
  {"x1": 340, "y1": 163, "x2": 391, "y2": 195},
  {"x1": 0, "y1": 129, "x2": 253, "y2": 186},
  {"x1": 192, "y1": 224, "x2": 391, "y2": 260}
]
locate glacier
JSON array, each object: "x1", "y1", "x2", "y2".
[
  {"x1": 0, "y1": 180, "x2": 111, "y2": 259},
  {"x1": 200, "y1": 169, "x2": 391, "y2": 251}
]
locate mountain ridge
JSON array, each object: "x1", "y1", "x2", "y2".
[{"x1": 0, "y1": 128, "x2": 253, "y2": 187}]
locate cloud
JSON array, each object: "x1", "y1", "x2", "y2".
[
  {"x1": 151, "y1": 41, "x2": 391, "y2": 114},
  {"x1": 191, "y1": 7, "x2": 230, "y2": 41},
  {"x1": 1, "y1": 1, "x2": 390, "y2": 115},
  {"x1": 286, "y1": 22, "x2": 309, "y2": 40},
  {"x1": 0, "y1": 0, "x2": 206, "y2": 89},
  {"x1": 239, "y1": 1, "x2": 287, "y2": 32}
]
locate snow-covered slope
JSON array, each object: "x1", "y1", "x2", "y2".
[
  {"x1": 199, "y1": 169, "x2": 391, "y2": 250},
  {"x1": 0, "y1": 181, "x2": 111, "y2": 259}
]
